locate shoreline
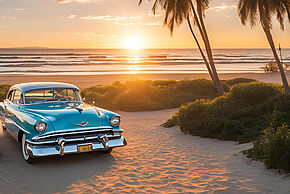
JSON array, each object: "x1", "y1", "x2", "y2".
[{"x1": 0, "y1": 72, "x2": 289, "y2": 88}]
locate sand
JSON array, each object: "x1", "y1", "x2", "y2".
[
  {"x1": 0, "y1": 109, "x2": 289, "y2": 193},
  {"x1": 0, "y1": 72, "x2": 289, "y2": 88}
]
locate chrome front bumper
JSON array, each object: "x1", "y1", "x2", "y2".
[{"x1": 26, "y1": 134, "x2": 127, "y2": 157}]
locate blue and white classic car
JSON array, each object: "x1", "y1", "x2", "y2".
[{"x1": 0, "y1": 82, "x2": 127, "y2": 163}]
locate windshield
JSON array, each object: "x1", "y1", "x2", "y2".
[{"x1": 25, "y1": 88, "x2": 81, "y2": 104}]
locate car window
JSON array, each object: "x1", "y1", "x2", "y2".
[
  {"x1": 7, "y1": 90, "x2": 15, "y2": 101},
  {"x1": 25, "y1": 89, "x2": 53, "y2": 103},
  {"x1": 25, "y1": 88, "x2": 81, "y2": 103},
  {"x1": 13, "y1": 90, "x2": 22, "y2": 104}
]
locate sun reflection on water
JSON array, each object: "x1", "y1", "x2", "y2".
[
  {"x1": 128, "y1": 56, "x2": 141, "y2": 64},
  {"x1": 128, "y1": 65, "x2": 140, "y2": 74}
]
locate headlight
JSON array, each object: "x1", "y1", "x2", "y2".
[
  {"x1": 110, "y1": 116, "x2": 120, "y2": 127},
  {"x1": 35, "y1": 121, "x2": 47, "y2": 133}
]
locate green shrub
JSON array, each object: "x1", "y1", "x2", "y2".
[
  {"x1": 0, "y1": 78, "x2": 258, "y2": 112},
  {"x1": 164, "y1": 82, "x2": 289, "y2": 143},
  {"x1": 245, "y1": 124, "x2": 290, "y2": 171},
  {"x1": 225, "y1": 78, "x2": 257, "y2": 87},
  {"x1": 81, "y1": 78, "x2": 257, "y2": 112},
  {"x1": 228, "y1": 82, "x2": 282, "y2": 105},
  {"x1": 162, "y1": 113, "x2": 178, "y2": 128},
  {"x1": 0, "y1": 85, "x2": 10, "y2": 101}
]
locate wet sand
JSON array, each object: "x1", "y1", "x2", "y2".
[
  {"x1": 0, "y1": 72, "x2": 289, "y2": 88},
  {"x1": 0, "y1": 109, "x2": 289, "y2": 193}
]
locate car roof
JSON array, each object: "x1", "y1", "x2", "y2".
[{"x1": 10, "y1": 82, "x2": 79, "y2": 92}]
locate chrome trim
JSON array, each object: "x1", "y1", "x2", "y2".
[
  {"x1": 38, "y1": 126, "x2": 113, "y2": 136},
  {"x1": 57, "y1": 138, "x2": 66, "y2": 156},
  {"x1": 26, "y1": 136, "x2": 127, "y2": 157},
  {"x1": 32, "y1": 127, "x2": 114, "y2": 140},
  {"x1": 97, "y1": 135, "x2": 109, "y2": 150},
  {"x1": 26, "y1": 134, "x2": 121, "y2": 145}
]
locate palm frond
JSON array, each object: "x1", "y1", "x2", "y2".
[{"x1": 238, "y1": 0, "x2": 290, "y2": 30}]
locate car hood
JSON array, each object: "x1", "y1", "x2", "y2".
[{"x1": 22, "y1": 102, "x2": 104, "y2": 132}]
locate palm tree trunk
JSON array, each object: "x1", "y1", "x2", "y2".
[
  {"x1": 197, "y1": 12, "x2": 224, "y2": 95},
  {"x1": 189, "y1": 1, "x2": 225, "y2": 95},
  {"x1": 261, "y1": 23, "x2": 290, "y2": 94},
  {"x1": 187, "y1": 17, "x2": 215, "y2": 82}
]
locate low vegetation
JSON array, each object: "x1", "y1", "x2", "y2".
[
  {"x1": 81, "y1": 78, "x2": 256, "y2": 112},
  {"x1": 0, "y1": 85, "x2": 10, "y2": 102},
  {"x1": 163, "y1": 82, "x2": 290, "y2": 171},
  {"x1": 0, "y1": 78, "x2": 256, "y2": 110},
  {"x1": 245, "y1": 124, "x2": 290, "y2": 172},
  {"x1": 164, "y1": 82, "x2": 290, "y2": 142}
]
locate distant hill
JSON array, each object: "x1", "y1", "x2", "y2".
[{"x1": 0, "y1": 46, "x2": 50, "y2": 49}]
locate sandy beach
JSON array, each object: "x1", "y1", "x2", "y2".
[
  {"x1": 0, "y1": 73, "x2": 289, "y2": 193},
  {"x1": 0, "y1": 108, "x2": 289, "y2": 193},
  {"x1": 0, "y1": 72, "x2": 289, "y2": 88}
]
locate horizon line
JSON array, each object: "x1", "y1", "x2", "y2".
[{"x1": 1, "y1": 47, "x2": 290, "y2": 50}]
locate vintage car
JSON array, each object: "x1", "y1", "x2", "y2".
[{"x1": 0, "y1": 82, "x2": 127, "y2": 163}]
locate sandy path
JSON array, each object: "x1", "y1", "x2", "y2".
[{"x1": 0, "y1": 109, "x2": 289, "y2": 193}]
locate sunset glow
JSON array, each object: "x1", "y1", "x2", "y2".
[
  {"x1": 0, "y1": 0, "x2": 289, "y2": 49},
  {"x1": 125, "y1": 36, "x2": 146, "y2": 50}
]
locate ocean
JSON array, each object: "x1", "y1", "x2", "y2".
[{"x1": 0, "y1": 48, "x2": 289, "y2": 75}]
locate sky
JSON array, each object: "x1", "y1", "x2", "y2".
[{"x1": 0, "y1": 0, "x2": 289, "y2": 49}]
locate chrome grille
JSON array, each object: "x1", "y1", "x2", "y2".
[{"x1": 37, "y1": 130, "x2": 114, "y2": 142}]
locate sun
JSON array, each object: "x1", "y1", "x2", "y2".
[{"x1": 125, "y1": 36, "x2": 145, "y2": 50}]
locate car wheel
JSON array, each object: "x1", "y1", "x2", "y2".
[
  {"x1": 100, "y1": 148, "x2": 113, "y2": 154},
  {"x1": 21, "y1": 134, "x2": 36, "y2": 164}
]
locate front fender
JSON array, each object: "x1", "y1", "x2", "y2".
[
  {"x1": 14, "y1": 107, "x2": 55, "y2": 140},
  {"x1": 97, "y1": 107, "x2": 121, "y2": 129}
]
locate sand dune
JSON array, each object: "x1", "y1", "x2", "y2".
[{"x1": 0, "y1": 109, "x2": 289, "y2": 193}]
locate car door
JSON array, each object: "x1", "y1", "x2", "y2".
[{"x1": 5, "y1": 89, "x2": 23, "y2": 139}]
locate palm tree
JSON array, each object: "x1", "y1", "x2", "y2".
[
  {"x1": 238, "y1": 0, "x2": 290, "y2": 94},
  {"x1": 193, "y1": 0, "x2": 224, "y2": 95},
  {"x1": 187, "y1": 17, "x2": 215, "y2": 81},
  {"x1": 138, "y1": 0, "x2": 225, "y2": 95}
]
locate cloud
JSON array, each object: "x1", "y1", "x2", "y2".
[
  {"x1": 210, "y1": 3, "x2": 237, "y2": 11},
  {"x1": 55, "y1": 0, "x2": 100, "y2": 4},
  {"x1": 80, "y1": 15, "x2": 160, "y2": 26},
  {"x1": 68, "y1": 14, "x2": 76, "y2": 19},
  {"x1": 81, "y1": 15, "x2": 143, "y2": 21},
  {"x1": 14, "y1": 8, "x2": 24, "y2": 11},
  {"x1": 148, "y1": 11, "x2": 164, "y2": 18},
  {"x1": 45, "y1": 31, "x2": 105, "y2": 37},
  {"x1": 74, "y1": 32, "x2": 104, "y2": 37}
]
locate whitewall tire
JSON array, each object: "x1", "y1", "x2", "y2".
[{"x1": 21, "y1": 134, "x2": 35, "y2": 163}]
